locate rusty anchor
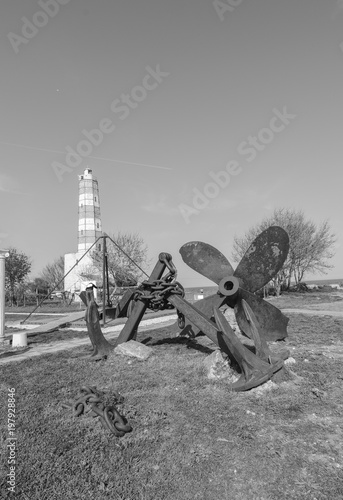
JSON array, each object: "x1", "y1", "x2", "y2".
[{"x1": 80, "y1": 226, "x2": 290, "y2": 391}]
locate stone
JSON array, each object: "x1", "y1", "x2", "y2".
[
  {"x1": 224, "y1": 308, "x2": 240, "y2": 333},
  {"x1": 115, "y1": 340, "x2": 153, "y2": 361},
  {"x1": 202, "y1": 350, "x2": 239, "y2": 382},
  {"x1": 249, "y1": 380, "x2": 278, "y2": 396},
  {"x1": 284, "y1": 356, "x2": 296, "y2": 365}
]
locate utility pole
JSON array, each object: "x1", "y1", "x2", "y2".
[
  {"x1": 102, "y1": 235, "x2": 107, "y2": 327},
  {"x1": 0, "y1": 250, "x2": 9, "y2": 343}
]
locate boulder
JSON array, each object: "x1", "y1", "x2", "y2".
[
  {"x1": 203, "y1": 350, "x2": 239, "y2": 382},
  {"x1": 115, "y1": 340, "x2": 153, "y2": 361}
]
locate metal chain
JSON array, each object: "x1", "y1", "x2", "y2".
[
  {"x1": 133, "y1": 280, "x2": 184, "y2": 311},
  {"x1": 130, "y1": 254, "x2": 186, "y2": 327},
  {"x1": 62, "y1": 386, "x2": 132, "y2": 437}
]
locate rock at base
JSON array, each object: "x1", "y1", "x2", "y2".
[
  {"x1": 249, "y1": 380, "x2": 278, "y2": 395},
  {"x1": 284, "y1": 356, "x2": 296, "y2": 365},
  {"x1": 115, "y1": 340, "x2": 153, "y2": 361},
  {"x1": 203, "y1": 350, "x2": 239, "y2": 382}
]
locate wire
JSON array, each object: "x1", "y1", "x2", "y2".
[
  {"x1": 21, "y1": 237, "x2": 103, "y2": 324},
  {"x1": 105, "y1": 233, "x2": 149, "y2": 279},
  {"x1": 21, "y1": 232, "x2": 150, "y2": 323}
]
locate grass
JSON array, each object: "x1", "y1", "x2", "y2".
[
  {"x1": 5, "y1": 303, "x2": 85, "y2": 315},
  {"x1": 266, "y1": 290, "x2": 343, "y2": 310},
  {"x1": 1, "y1": 294, "x2": 343, "y2": 499}
]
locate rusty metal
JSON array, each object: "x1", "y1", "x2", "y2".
[
  {"x1": 179, "y1": 241, "x2": 234, "y2": 284},
  {"x1": 114, "y1": 253, "x2": 169, "y2": 346},
  {"x1": 62, "y1": 386, "x2": 132, "y2": 437},
  {"x1": 213, "y1": 308, "x2": 283, "y2": 391},
  {"x1": 84, "y1": 285, "x2": 113, "y2": 360},
  {"x1": 218, "y1": 276, "x2": 240, "y2": 298},
  {"x1": 168, "y1": 294, "x2": 283, "y2": 391},
  {"x1": 179, "y1": 226, "x2": 290, "y2": 341},
  {"x1": 133, "y1": 279, "x2": 184, "y2": 312},
  {"x1": 235, "y1": 288, "x2": 289, "y2": 342},
  {"x1": 77, "y1": 228, "x2": 291, "y2": 392},
  {"x1": 240, "y1": 299, "x2": 289, "y2": 363},
  {"x1": 177, "y1": 310, "x2": 186, "y2": 329},
  {"x1": 102, "y1": 234, "x2": 107, "y2": 326},
  {"x1": 234, "y1": 226, "x2": 289, "y2": 293}
]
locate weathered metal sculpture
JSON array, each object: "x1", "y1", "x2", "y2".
[{"x1": 83, "y1": 226, "x2": 290, "y2": 391}]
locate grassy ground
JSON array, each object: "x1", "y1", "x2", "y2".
[
  {"x1": 266, "y1": 291, "x2": 343, "y2": 311},
  {"x1": 5, "y1": 303, "x2": 85, "y2": 314},
  {"x1": 1, "y1": 295, "x2": 343, "y2": 499}
]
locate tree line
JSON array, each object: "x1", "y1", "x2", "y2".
[
  {"x1": 4, "y1": 232, "x2": 149, "y2": 306},
  {"x1": 232, "y1": 208, "x2": 336, "y2": 295}
]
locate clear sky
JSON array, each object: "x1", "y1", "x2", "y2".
[{"x1": 0, "y1": 0, "x2": 342, "y2": 287}]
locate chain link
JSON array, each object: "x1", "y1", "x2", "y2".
[
  {"x1": 133, "y1": 279, "x2": 184, "y2": 311},
  {"x1": 131, "y1": 255, "x2": 185, "y2": 319},
  {"x1": 62, "y1": 386, "x2": 132, "y2": 437},
  {"x1": 128, "y1": 254, "x2": 186, "y2": 330}
]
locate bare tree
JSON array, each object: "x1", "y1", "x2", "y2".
[
  {"x1": 84, "y1": 232, "x2": 149, "y2": 294},
  {"x1": 40, "y1": 256, "x2": 65, "y2": 291},
  {"x1": 232, "y1": 208, "x2": 336, "y2": 291},
  {"x1": 40, "y1": 256, "x2": 72, "y2": 304}
]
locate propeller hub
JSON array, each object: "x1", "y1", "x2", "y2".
[{"x1": 218, "y1": 276, "x2": 240, "y2": 298}]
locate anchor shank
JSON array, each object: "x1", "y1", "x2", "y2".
[
  {"x1": 115, "y1": 256, "x2": 168, "y2": 346},
  {"x1": 169, "y1": 295, "x2": 264, "y2": 373}
]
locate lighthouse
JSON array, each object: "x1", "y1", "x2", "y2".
[
  {"x1": 64, "y1": 168, "x2": 103, "y2": 297},
  {"x1": 77, "y1": 168, "x2": 102, "y2": 253}
]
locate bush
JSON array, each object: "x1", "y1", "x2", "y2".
[{"x1": 289, "y1": 282, "x2": 309, "y2": 293}]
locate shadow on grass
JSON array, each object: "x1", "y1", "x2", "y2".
[{"x1": 142, "y1": 334, "x2": 214, "y2": 355}]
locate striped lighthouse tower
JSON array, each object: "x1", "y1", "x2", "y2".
[
  {"x1": 78, "y1": 168, "x2": 102, "y2": 253},
  {"x1": 64, "y1": 168, "x2": 103, "y2": 297}
]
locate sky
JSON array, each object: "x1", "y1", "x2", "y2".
[{"x1": 0, "y1": 0, "x2": 342, "y2": 288}]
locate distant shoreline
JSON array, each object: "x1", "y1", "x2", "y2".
[
  {"x1": 185, "y1": 278, "x2": 343, "y2": 294},
  {"x1": 302, "y1": 278, "x2": 343, "y2": 285}
]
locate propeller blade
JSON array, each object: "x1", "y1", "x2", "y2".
[
  {"x1": 234, "y1": 226, "x2": 289, "y2": 292},
  {"x1": 180, "y1": 241, "x2": 234, "y2": 284},
  {"x1": 234, "y1": 288, "x2": 289, "y2": 341}
]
